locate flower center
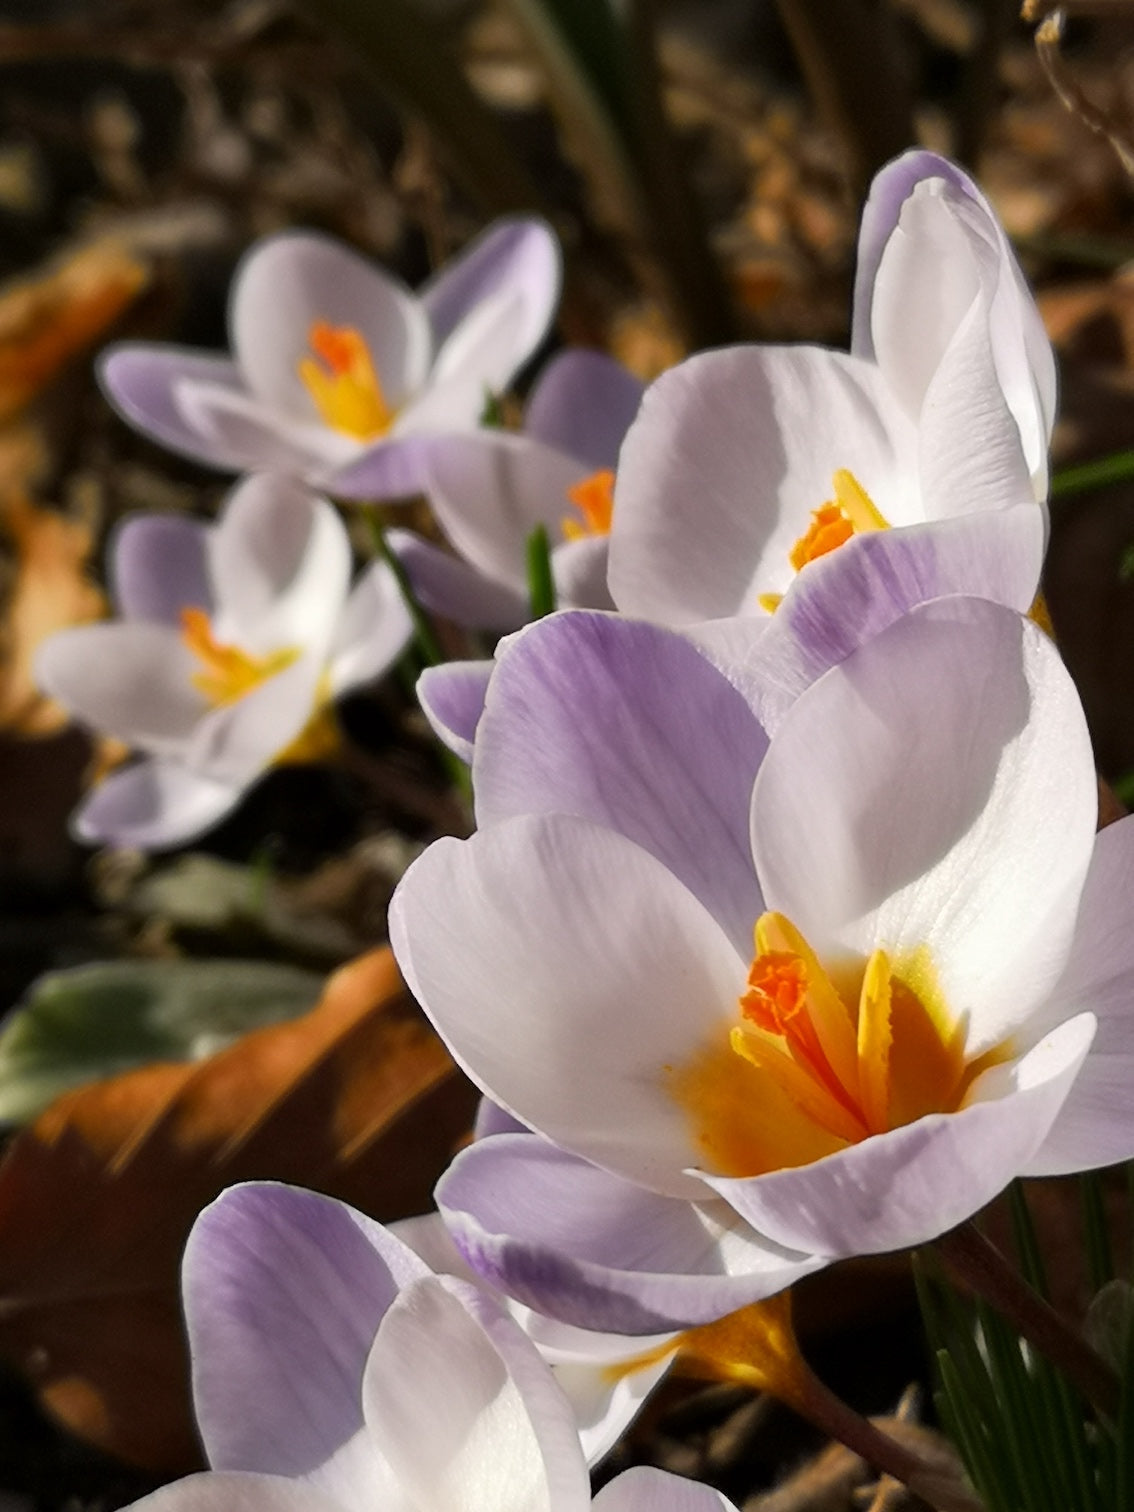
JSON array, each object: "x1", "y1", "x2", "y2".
[
  {"x1": 297, "y1": 321, "x2": 394, "y2": 441},
  {"x1": 757, "y1": 470, "x2": 889, "y2": 614},
  {"x1": 180, "y1": 607, "x2": 300, "y2": 707},
  {"x1": 670, "y1": 911, "x2": 1003, "y2": 1178},
  {"x1": 562, "y1": 469, "x2": 615, "y2": 542}
]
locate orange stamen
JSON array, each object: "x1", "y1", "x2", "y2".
[
  {"x1": 180, "y1": 607, "x2": 299, "y2": 707},
  {"x1": 783, "y1": 470, "x2": 890, "y2": 580},
  {"x1": 562, "y1": 469, "x2": 615, "y2": 542},
  {"x1": 297, "y1": 320, "x2": 393, "y2": 441}
]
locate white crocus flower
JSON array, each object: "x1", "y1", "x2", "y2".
[{"x1": 35, "y1": 473, "x2": 411, "y2": 849}]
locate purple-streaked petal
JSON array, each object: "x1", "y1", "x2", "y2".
[
  {"x1": 229, "y1": 230, "x2": 430, "y2": 415},
  {"x1": 209, "y1": 475, "x2": 351, "y2": 655},
  {"x1": 386, "y1": 529, "x2": 527, "y2": 632},
  {"x1": 473, "y1": 613, "x2": 766, "y2": 954},
  {"x1": 97, "y1": 346, "x2": 245, "y2": 469},
  {"x1": 753, "y1": 598, "x2": 1096, "y2": 1054},
  {"x1": 524, "y1": 350, "x2": 645, "y2": 470},
  {"x1": 110, "y1": 514, "x2": 212, "y2": 625},
  {"x1": 421, "y1": 218, "x2": 561, "y2": 366},
  {"x1": 327, "y1": 560, "x2": 412, "y2": 696},
  {"x1": 705, "y1": 1013, "x2": 1094, "y2": 1256},
  {"x1": 391, "y1": 815, "x2": 744, "y2": 1196},
  {"x1": 115, "y1": 1471, "x2": 345, "y2": 1512},
  {"x1": 36, "y1": 623, "x2": 204, "y2": 751},
  {"x1": 174, "y1": 377, "x2": 352, "y2": 476},
  {"x1": 595, "y1": 1467, "x2": 740, "y2": 1512},
  {"x1": 417, "y1": 660, "x2": 494, "y2": 763},
  {"x1": 328, "y1": 434, "x2": 452, "y2": 501},
  {"x1": 184, "y1": 1183, "x2": 429, "y2": 1476},
  {"x1": 1027, "y1": 817, "x2": 1134, "y2": 1175},
  {"x1": 748, "y1": 505, "x2": 1046, "y2": 734},
  {"x1": 677, "y1": 617, "x2": 770, "y2": 712},
  {"x1": 552, "y1": 536, "x2": 613, "y2": 611},
  {"x1": 363, "y1": 1275, "x2": 590, "y2": 1512},
  {"x1": 610, "y1": 346, "x2": 919, "y2": 622},
  {"x1": 72, "y1": 760, "x2": 240, "y2": 850},
  {"x1": 438, "y1": 1136, "x2": 822, "y2": 1333},
  {"x1": 186, "y1": 649, "x2": 324, "y2": 784},
  {"x1": 423, "y1": 431, "x2": 583, "y2": 588}
]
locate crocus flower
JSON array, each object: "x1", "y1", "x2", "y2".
[
  {"x1": 125, "y1": 1181, "x2": 735, "y2": 1512},
  {"x1": 608, "y1": 151, "x2": 1054, "y2": 636},
  {"x1": 390, "y1": 600, "x2": 1134, "y2": 1334},
  {"x1": 99, "y1": 219, "x2": 561, "y2": 499},
  {"x1": 387, "y1": 349, "x2": 645, "y2": 630},
  {"x1": 35, "y1": 473, "x2": 411, "y2": 849}
]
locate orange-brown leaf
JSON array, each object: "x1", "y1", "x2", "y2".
[{"x1": 0, "y1": 946, "x2": 478, "y2": 1472}]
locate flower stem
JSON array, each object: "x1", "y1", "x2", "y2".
[
  {"x1": 934, "y1": 1220, "x2": 1119, "y2": 1417},
  {"x1": 361, "y1": 509, "x2": 446, "y2": 669}
]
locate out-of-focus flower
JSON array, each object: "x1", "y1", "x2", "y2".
[
  {"x1": 120, "y1": 1182, "x2": 737, "y2": 1512},
  {"x1": 388, "y1": 350, "x2": 644, "y2": 630},
  {"x1": 35, "y1": 473, "x2": 411, "y2": 850},
  {"x1": 391, "y1": 601, "x2": 1134, "y2": 1334},
  {"x1": 608, "y1": 151, "x2": 1053, "y2": 639},
  {"x1": 99, "y1": 220, "x2": 561, "y2": 499}
]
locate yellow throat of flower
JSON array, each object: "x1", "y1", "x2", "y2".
[
  {"x1": 562, "y1": 468, "x2": 615, "y2": 542},
  {"x1": 297, "y1": 320, "x2": 394, "y2": 441},
  {"x1": 671, "y1": 911, "x2": 1005, "y2": 1178},
  {"x1": 758, "y1": 470, "x2": 889, "y2": 614}
]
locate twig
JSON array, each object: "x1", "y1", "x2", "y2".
[{"x1": 1034, "y1": 8, "x2": 1134, "y2": 177}]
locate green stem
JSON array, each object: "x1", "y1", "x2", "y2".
[
  {"x1": 526, "y1": 524, "x2": 557, "y2": 619},
  {"x1": 1051, "y1": 449, "x2": 1134, "y2": 500},
  {"x1": 362, "y1": 511, "x2": 446, "y2": 669},
  {"x1": 935, "y1": 1221, "x2": 1120, "y2": 1418}
]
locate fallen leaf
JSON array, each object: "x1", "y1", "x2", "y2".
[
  {"x1": 0, "y1": 492, "x2": 106, "y2": 735},
  {"x1": 0, "y1": 946, "x2": 479, "y2": 1472},
  {"x1": 0, "y1": 239, "x2": 147, "y2": 424}
]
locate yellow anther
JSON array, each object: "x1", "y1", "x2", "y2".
[
  {"x1": 180, "y1": 607, "x2": 300, "y2": 707},
  {"x1": 562, "y1": 469, "x2": 615, "y2": 541}
]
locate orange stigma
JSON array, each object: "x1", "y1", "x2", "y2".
[
  {"x1": 562, "y1": 469, "x2": 615, "y2": 541},
  {"x1": 298, "y1": 320, "x2": 394, "y2": 441},
  {"x1": 670, "y1": 911, "x2": 1003, "y2": 1178},
  {"x1": 758, "y1": 470, "x2": 890, "y2": 614}
]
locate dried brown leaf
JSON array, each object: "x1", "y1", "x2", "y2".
[{"x1": 0, "y1": 946, "x2": 478, "y2": 1472}]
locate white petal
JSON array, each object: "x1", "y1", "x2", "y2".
[
  {"x1": 595, "y1": 1468, "x2": 739, "y2": 1512},
  {"x1": 752, "y1": 598, "x2": 1096, "y2": 1054},
  {"x1": 174, "y1": 377, "x2": 351, "y2": 475},
  {"x1": 328, "y1": 561, "x2": 412, "y2": 696},
  {"x1": 72, "y1": 760, "x2": 240, "y2": 850}
]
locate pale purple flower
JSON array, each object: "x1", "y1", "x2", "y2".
[
  {"x1": 608, "y1": 151, "x2": 1054, "y2": 648},
  {"x1": 117, "y1": 1182, "x2": 735, "y2": 1512},
  {"x1": 35, "y1": 473, "x2": 411, "y2": 850},
  {"x1": 391, "y1": 601, "x2": 1134, "y2": 1334},
  {"x1": 387, "y1": 349, "x2": 645, "y2": 630},
  {"x1": 99, "y1": 220, "x2": 561, "y2": 499}
]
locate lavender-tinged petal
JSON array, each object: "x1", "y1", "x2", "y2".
[
  {"x1": 595, "y1": 1467, "x2": 740, "y2": 1512},
  {"x1": 174, "y1": 378, "x2": 354, "y2": 476},
  {"x1": 364, "y1": 1276, "x2": 590, "y2": 1512},
  {"x1": 186, "y1": 649, "x2": 324, "y2": 785},
  {"x1": 552, "y1": 536, "x2": 613, "y2": 612},
  {"x1": 209, "y1": 476, "x2": 351, "y2": 656},
  {"x1": 438, "y1": 1136, "x2": 822, "y2": 1334},
  {"x1": 328, "y1": 560, "x2": 413, "y2": 697},
  {"x1": 423, "y1": 431, "x2": 583, "y2": 588},
  {"x1": 473, "y1": 613, "x2": 766, "y2": 955},
  {"x1": 185, "y1": 1183, "x2": 429, "y2": 1476},
  {"x1": 748, "y1": 505, "x2": 1046, "y2": 734},
  {"x1": 705, "y1": 1014, "x2": 1094, "y2": 1256},
  {"x1": 115, "y1": 1471, "x2": 345, "y2": 1512},
  {"x1": 753, "y1": 598, "x2": 1096, "y2": 1055},
  {"x1": 229, "y1": 230, "x2": 430, "y2": 415},
  {"x1": 1027, "y1": 817, "x2": 1134, "y2": 1174},
  {"x1": 386, "y1": 529, "x2": 527, "y2": 633},
  {"x1": 72, "y1": 760, "x2": 240, "y2": 850},
  {"x1": 110, "y1": 515, "x2": 213, "y2": 624},
  {"x1": 524, "y1": 350, "x2": 645, "y2": 470},
  {"x1": 421, "y1": 218, "x2": 561, "y2": 364},
  {"x1": 391, "y1": 816, "x2": 744, "y2": 1197},
  {"x1": 417, "y1": 660, "x2": 494, "y2": 763},
  {"x1": 35, "y1": 623, "x2": 204, "y2": 751},
  {"x1": 610, "y1": 346, "x2": 919, "y2": 622},
  {"x1": 97, "y1": 346, "x2": 245, "y2": 467}
]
